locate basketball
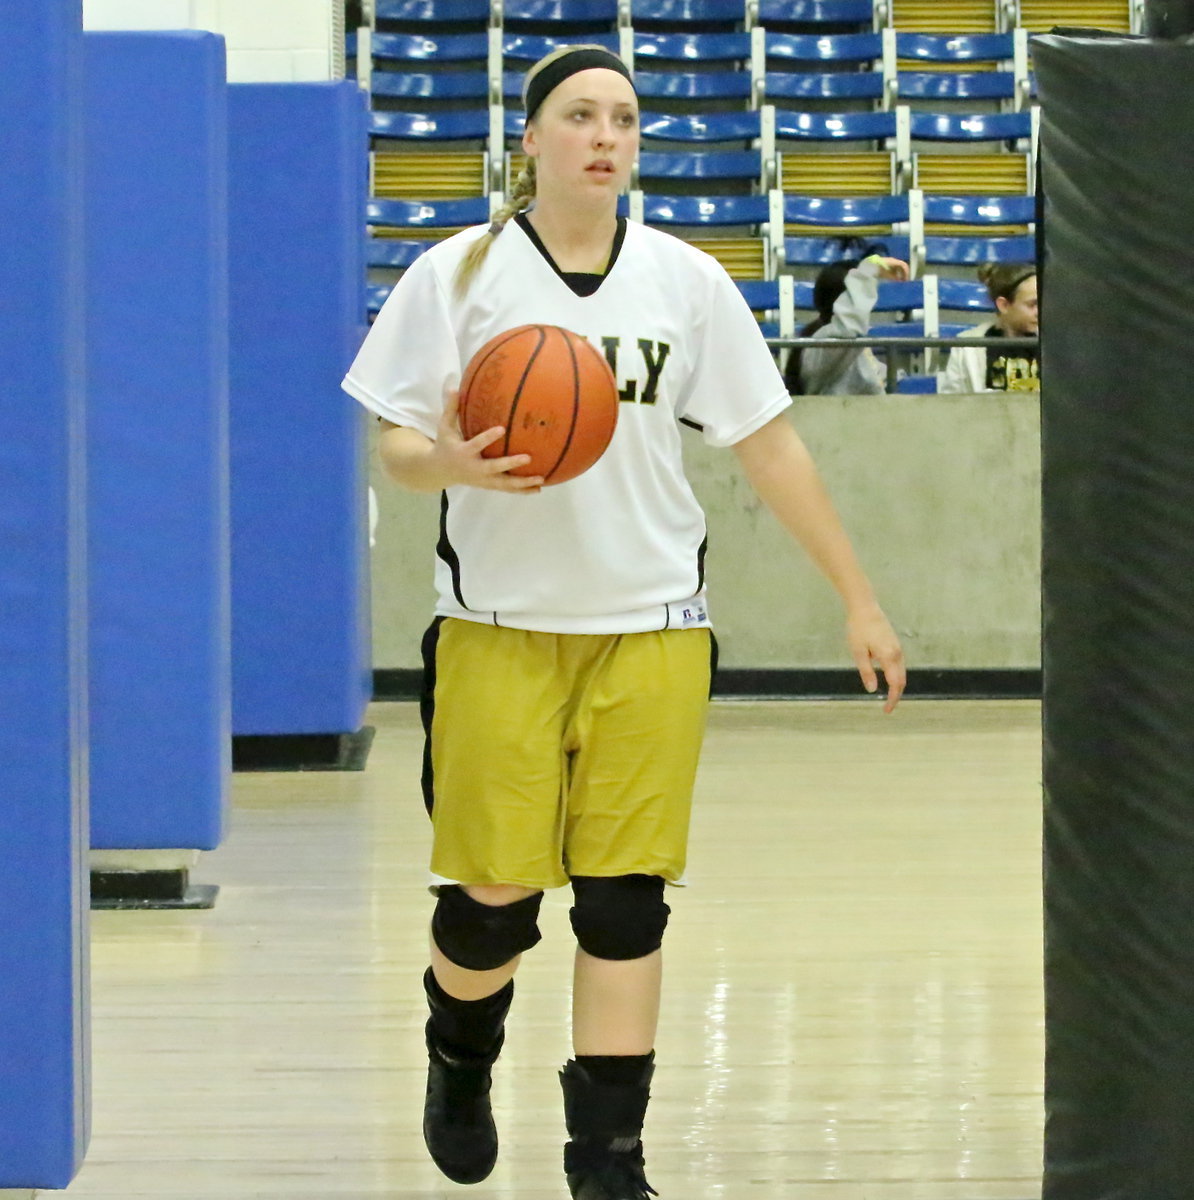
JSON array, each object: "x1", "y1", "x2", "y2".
[{"x1": 458, "y1": 324, "x2": 619, "y2": 486}]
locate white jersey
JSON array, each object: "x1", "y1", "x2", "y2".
[{"x1": 343, "y1": 216, "x2": 791, "y2": 634}]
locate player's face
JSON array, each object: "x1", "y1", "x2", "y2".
[
  {"x1": 996, "y1": 275, "x2": 1038, "y2": 336},
  {"x1": 523, "y1": 68, "x2": 639, "y2": 199}
]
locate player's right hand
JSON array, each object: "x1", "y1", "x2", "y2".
[{"x1": 433, "y1": 390, "x2": 545, "y2": 493}]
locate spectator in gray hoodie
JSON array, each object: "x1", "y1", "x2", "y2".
[{"x1": 784, "y1": 254, "x2": 910, "y2": 396}]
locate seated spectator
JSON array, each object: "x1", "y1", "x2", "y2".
[
  {"x1": 939, "y1": 263, "x2": 1039, "y2": 394},
  {"x1": 784, "y1": 254, "x2": 911, "y2": 396}
]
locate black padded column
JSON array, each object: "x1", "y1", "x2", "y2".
[{"x1": 1035, "y1": 34, "x2": 1194, "y2": 1200}]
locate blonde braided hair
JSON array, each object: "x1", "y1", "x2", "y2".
[
  {"x1": 452, "y1": 43, "x2": 621, "y2": 298},
  {"x1": 453, "y1": 158, "x2": 538, "y2": 298}
]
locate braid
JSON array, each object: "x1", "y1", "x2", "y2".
[{"x1": 453, "y1": 158, "x2": 538, "y2": 298}]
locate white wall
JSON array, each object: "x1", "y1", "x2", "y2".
[{"x1": 82, "y1": 0, "x2": 338, "y2": 81}]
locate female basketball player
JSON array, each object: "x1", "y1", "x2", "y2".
[{"x1": 343, "y1": 45, "x2": 904, "y2": 1200}]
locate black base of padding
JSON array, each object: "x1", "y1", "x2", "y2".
[
  {"x1": 90, "y1": 869, "x2": 218, "y2": 910},
  {"x1": 373, "y1": 667, "x2": 1040, "y2": 702},
  {"x1": 232, "y1": 725, "x2": 375, "y2": 772}
]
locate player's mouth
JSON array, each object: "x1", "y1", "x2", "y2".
[{"x1": 586, "y1": 159, "x2": 615, "y2": 175}]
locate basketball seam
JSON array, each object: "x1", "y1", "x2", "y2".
[
  {"x1": 543, "y1": 330, "x2": 582, "y2": 483},
  {"x1": 460, "y1": 325, "x2": 534, "y2": 451},
  {"x1": 504, "y1": 326, "x2": 546, "y2": 459}
]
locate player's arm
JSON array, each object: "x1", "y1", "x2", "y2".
[
  {"x1": 731, "y1": 413, "x2": 905, "y2": 711},
  {"x1": 377, "y1": 391, "x2": 543, "y2": 494}
]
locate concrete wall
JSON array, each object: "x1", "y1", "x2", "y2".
[
  {"x1": 368, "y1": 393, "x2": 1042, "y2": 670},
  {"x1": 82, "y1": 0, "x2": 337, "y2": 81}
]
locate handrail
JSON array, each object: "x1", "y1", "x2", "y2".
[{"x1": 764, "y1": 334, "x2": 1039, "y2": 391}]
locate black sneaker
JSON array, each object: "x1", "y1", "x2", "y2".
[
  {"x1": 564, "y1": 1138, "x2": 659, "y2": 1200},
  {"x1": 423, "y1": 1022, "x2": 501, "y2": 1184},
  {"x1": 560, "y1": 1057, "x2": 658, "y2": 1199}
]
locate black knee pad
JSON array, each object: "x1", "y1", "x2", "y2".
[
  {"x1": 432, "y1": 886, "x2": 544, "y2": 971},
  {"x1": 569, "y1": 875, "x2": 671, "y2": 961}
]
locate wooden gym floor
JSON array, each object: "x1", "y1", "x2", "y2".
[{"x1": 70, "y1": 699, "x2": 1043, "y2": 1199}]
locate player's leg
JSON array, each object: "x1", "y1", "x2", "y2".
[
  {"x1": 419, "y1": 619, "x2": 570, "y2": 1183},
  {"x1": 559, "y1": 628, "x2": 712, "y2": 1200}
]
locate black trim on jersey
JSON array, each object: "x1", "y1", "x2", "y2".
[
  {"x1": 514, "y1": 212, "x2": 627, "y2": 297},
  {"x1": 696, "y1": 533, "x2": 708, "y2": 592},
  {"x1": 679, "y1": 416, "x2": 705, "y2": 432},
  {"x1": 436, "y1": 492, "x2": 467, "y2": 608},
  {"x1": 419, "y1": 616, "x2": 447, "y2": 816}
]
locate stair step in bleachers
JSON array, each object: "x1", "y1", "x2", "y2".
[
  {"x1": 1016, "y1": 0, "x2": 1131, "y2": 31},
  {"x1": 914, "y1": 152, "x2": 1030, "y2": 194},
  {"x1": 889, "y1": 1, "x2": 999, "y2": 32},
  {"x1": 781, "y1": 150, "x2": 895, "y2": 195},
  {"x1": 689, "y1": 236, "x2": 771, "y2": 278},
  {"x1": 373, "y1": 151, "x2": 489, "y2": 199}
]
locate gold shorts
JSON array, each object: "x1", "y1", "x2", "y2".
[{"x1": 420, "y1": 618, "x2": 712, "y2": 890}]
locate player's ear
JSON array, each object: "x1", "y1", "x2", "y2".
[
  {"x1": 522, "y1": 120, "x2": 537, "y2": 159},
  {"x1": 995, "y1": 295, "x2": 1011, "y2": 316}
]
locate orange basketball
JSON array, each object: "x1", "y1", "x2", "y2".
[{"x1": 458, "y1": 324, "x2": 619, "y2": 486}]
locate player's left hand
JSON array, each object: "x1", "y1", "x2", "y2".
[{"x1": 846, "y1": 604, "x2": 905, "y2": 713}]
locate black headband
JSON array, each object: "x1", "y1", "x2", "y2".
[
  {"x1": 997, "y1": 267, "x2": 1036, "y2": 300},
  {"x1": 524, "y1": 48, "x2": 634, "y2": 122}
]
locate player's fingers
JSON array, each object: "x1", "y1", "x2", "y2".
[
  {"x1": 466, "y1": 425, "x2": 508, "y2": 453},
  {"x1": 852, "y1": 645, "x2": 879, "y2": 695},
  {"x1": 488, "y1": 472, "x2": 544, "y2": 493},
  {"x1": 882, "y1": 656, "x2": 907, "y2": 713},
  {"x1": 481, "y1": 452, "x2": 533, "y2": 474}
]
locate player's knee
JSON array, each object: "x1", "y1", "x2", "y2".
[
  {"x1": 432, "y1": 884, "x2": 544, "y2": 971},
  {"x1": 569, "y1": 874, "x2": 671, "y2": 961}
]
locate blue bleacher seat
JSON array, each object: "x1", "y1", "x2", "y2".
[
  {"x1": 366, "y1": 237, "x2": 434, "y2": 268},
  {"x1": 369, "y1": 32, "x2": 490, "y2": 63},
  {"x1": 370, "y1": 71, "x2": 512, "y2": 101},
  {"x1": 369, "y1": 109, "x2": 491, "y2": 140},
  {"x1": 758, "y1": 0, "x2": 875, "y2": 23},
  {"x1": 898, "y1": 72, "x2": 1016, "y2": 102},
  {"x1": 640, "y1": 109, "x2": 765, "y2": 141},
  {"x1": 874, "y1": 278, "x2": 930, "y2": 312},
  {"x1": 766, "y1": 30, "x2": 884, "y2": 63},
  {"x1": 368, "y1": 282, "x2": 394, "y2": 314},
  {"x1": 367, "y1": 195, "x2": 490, "y2": 229},
  {"x1": 503, "y1": 32, "x2": 620, "y2": 61},
  {"x1": 923, "y1": 193, "x2": 1035, "y2": 226},
  {"x1": 774, "y1": 107, "x2": 898, "y2": 141},
  {"x1": 938, "y1": 279, "x2": 995, "y2": 311},
  {"x1": 763, "y1": 31, "x2": 885, "y2": 102},
  {"x1": 638, "y1": 148, "x2": 762, "y2": 181},
  {"x1": 922, "y1": 234, "x2": 1034, "y2": 264},
  {"x1": 641, "y1": 192, "x2": 771, "y2": 226},
  {"x1": 735, "y1": 277, "x2": 798, "y2": 338},
  {"x1": 896, "y1": 373, "x2": 938, "y2": 393},
  {"x1": 909, "y1": 111, "x2": 1033, "y2": 143},
  {"x1": 375, "y1": 0, "x2": 490, "y2": 21},
  {"x1": 896, "y1": 32, "x2": 1015, "y2": 65},
  {"x1": 784, "y1": 233, "x2": 912, "y2": 264},
  {"x1": 765, "y1": 70, "x2": 884, "y2": 101},
  {"x1": 784, "y1": 192, "x2": 910, "y2": 228},
  {"x1": 634, "y1": 31, "x2": 753, "y2": 62},
  {"x1": 635, "y1": 70, "x2": 754, "y2": 101},
  {"x1": 631, "y1": 0, "x2": 748, "y2": 23},
  {"x1": 503, "y1": 0, "x2": 619, "y2": 24}
]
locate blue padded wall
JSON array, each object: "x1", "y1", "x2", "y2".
[
  {"x1": 228, "y1": 82, "x2": 371, "y2": 736},
  {"x1": 85, "y1": 32, "x2": 230, "y2": 849},
  {"x1": 0, "y1": 0, "x2": 90, "y2": 1187}
]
